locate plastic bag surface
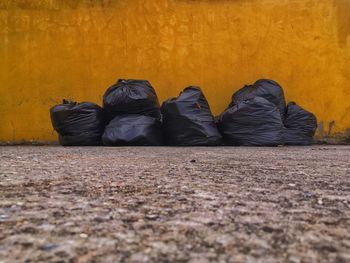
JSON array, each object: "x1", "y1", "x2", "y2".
[
  {"x1": 50, "y1": 100, "x2": 106, "y2": 146},
  {"x1": 218, "y1": 97, "x2": 283, "y2": 146},
  {"x1": 161, "y1": 86, "x2": 222, "y2": 146},
  {"x1": 230, "y1": 79, "x2": 286, "y2": 119},
  {"x1": 102, "y1": 114, "x2": 163, "y2": 146},
  {"x1": 103, "y1": 79, "x2": 161, "y2": 119},
  {"x1": 283, "y1": 102, "x2": 317, "y2": 145}
]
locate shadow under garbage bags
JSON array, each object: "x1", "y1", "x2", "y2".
[{"x1": 50, "y1": 79, "x2": 317, "y2": 146}]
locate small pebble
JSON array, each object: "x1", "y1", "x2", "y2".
[
  {"x1": 40, "y1": 243, "x2": 59, "y2": 251},
  {"x1": 303, "y1": 192, "x2": 315, "y2": 198},
  {"x1": 145, "y1": 214, "x2": 158, "y2": 220},
  {"x1": 79, "y1": 233, "x2": 88, "y2": 238},
  {"x1": 190, "y1": 159, "x2": 196, "y2": 163},
  {"x1": 0, "y1": 215, "x2": 9, "y2": 222},
  {"x1": 318, "y1": 199, "x2": 323, "y2": 205}
]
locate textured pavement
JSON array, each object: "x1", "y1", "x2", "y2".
[{"x1": 0, "y1": 146, "x2": 349, "y2": 263}]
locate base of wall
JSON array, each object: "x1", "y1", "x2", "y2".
[
  {"x1": 1, "y1": 138, "x2": 349, "y2": 146},
  {"x1": 0, "y1": 140, "x2": 59, "y2": 146},
  {"x1": 314, "y1": 137, "x2": 350, "y2": 145}
]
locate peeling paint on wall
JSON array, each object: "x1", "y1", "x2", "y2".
[{"x1": 0, "y1": 0, "x2": 349, "y2": 141}]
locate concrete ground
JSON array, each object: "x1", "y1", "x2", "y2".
[{"x1": 0, "y1": 146, "x2": 349, "y2": 263}]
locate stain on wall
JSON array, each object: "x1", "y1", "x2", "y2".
[
  {"x1": 0, "y1": 0, "x2": 349, "y2": 141},
  {"x1": 335, "y1": 0, "x2": 350, "y2": 47},
  {"x1": 0, "y1": 0, "x2": 119, "y2": 9}
]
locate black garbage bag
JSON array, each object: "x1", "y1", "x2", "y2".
[
  {"x1": 230, "y1": 79, "x2": 286, "y2": 119},
  {"x1": 161, "y1": 86, "x2": 222, "y2": 146},
  {"x1": 103, "y1": 79, "x2": 161, "y2": 119},
  {"x1": 50, "y1": 100, "x2": 106, "y2": 146},
  {"x1": 283, "y1": 102, "x2": 317, "y2": 145},
  {"x1": 102, "y1": 114, "x2": 163, "y2": 146},
  {"x1": 218, "y1": 96, "x2": 283, "y2": 146}
]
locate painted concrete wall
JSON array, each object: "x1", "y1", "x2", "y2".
[{"x1": 0, "y1": 0, "x2": 349, "y2": 142}]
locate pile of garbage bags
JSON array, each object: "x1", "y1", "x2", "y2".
[
  {"x1": 217, "y1": 79, "x2": 317, "y2": 146},
  {"x1": 101, "y1": 79, "x2": 163, "y2": 146},
  {"x1": 50, "y1": 78, "x2": 317, "y2": 146}
]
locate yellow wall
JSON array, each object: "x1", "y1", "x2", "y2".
[{"x1": 0, "y1": 0, "x2": 349, "y2": 142}]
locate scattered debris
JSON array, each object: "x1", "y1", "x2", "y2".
[
  {"x1": 79, "y1": 233, "x2": 88, "y2": 239},
  {"x1": 40, "y1": 244, "x2": 59, "y2": 251}
]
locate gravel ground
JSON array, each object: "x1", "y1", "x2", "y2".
[{"x1": 0, "y1": 146, "x2": 349, "y2": 263}]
